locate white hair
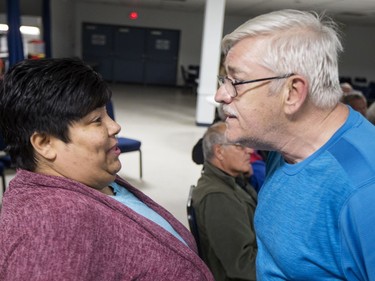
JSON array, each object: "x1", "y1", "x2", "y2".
[{"x1": 222, "y1": 9, "x2": 344, "y2": 108}]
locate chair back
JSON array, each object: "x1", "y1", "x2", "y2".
[
  {"x1": 106, "y1": 100, "x2": 115, "y2": 120},
  {"x1": 0, "y1": 132, "x2": 6, "y2": 151},
  {"x1": 187, "y1": 184, "x2": 202, "y2": 257},
  {"x1": 0, "y1": 133, "x2": 7, "y2": 192},
  {"x1": 181, "y1": 65, "x2": 198, "y2": 88},
  {"x1": 105, "y1": 99, "x2": 143, "y2": 179}
]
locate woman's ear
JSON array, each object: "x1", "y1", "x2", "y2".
[
  {"x1": 283, "y1": 75, "x2": 308, "y2": 115},
  {"x1": 30, "y1": 132, "x2": 57, "y2": 161}
]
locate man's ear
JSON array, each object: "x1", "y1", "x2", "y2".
[
  {"x1": 283, "y1": 75, "x2": 308, "y2": 115},
  {"x1": 213, "y1": 143, "x2": 224, "y2": 161},
  {"x1": 30, "y1": 132, "x2": 57, "y2": 161}
]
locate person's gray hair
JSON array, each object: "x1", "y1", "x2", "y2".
[
  {"x1": 202, "y1": 122, "x2": 226, "y2": 161},
  {"x1": 222, "y1": 9, "x2": 343, "y2": 109},
  {"x1": 341, "y1": 90, "x2": 366, "y2": 104},
  {"x1": 366, "y1": 102, "x2": 375, "y2": 125}
]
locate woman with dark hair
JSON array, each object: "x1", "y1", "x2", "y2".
[{"x1": 0, "y1": 58, "x2": 214, "y2": 281}]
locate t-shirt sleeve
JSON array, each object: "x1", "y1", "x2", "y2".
[{"x1": 340, "y1": 184, "x2": 375, "y2": 281}]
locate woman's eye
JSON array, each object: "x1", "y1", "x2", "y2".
[{"x1": 93, "y1": 117, "x2": 102, "y2": 123}]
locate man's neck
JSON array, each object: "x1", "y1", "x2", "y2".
[{"x1": 280, "y1": 103, "x2": 349, "y2": 163}]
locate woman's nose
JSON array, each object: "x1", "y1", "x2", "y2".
[{"x1": 109, "y1": 118, "x2": 121, "y2": 136}]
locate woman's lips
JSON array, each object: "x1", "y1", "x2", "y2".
[{"x1": 109, "y1": 144, "x2": 121, "y2": 156}]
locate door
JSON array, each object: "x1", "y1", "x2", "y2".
[
  {"x1": 82, "y1": 23, "x2": 180, "y2": 85},
  {"x1": 144, "y1": 29, "x2": 180, "y2": 85},
  {"x1": 82, "y1": 23, "x2": 114, "y2": 81},
  {"x1": 113, "y1": 27, "x2": 146, "y2": 83}
]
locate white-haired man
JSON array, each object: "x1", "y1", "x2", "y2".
[{"x1": 215, "y1": 9, "x2": 375, "y2": 281}]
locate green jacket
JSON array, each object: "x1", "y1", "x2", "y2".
[{"x1": 192, "y1": 161, "x2": 258, "y2": 281}]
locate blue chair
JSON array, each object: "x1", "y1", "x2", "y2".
[
  {"x1": 0, "y1": 133, "x2": 11, "y2": 193},
  {"x1": 106, "y1": 101, "x2": 143, "y2": 179},
  {"x1": 0, "y1": 161, "x2": 5, "y2": 194}
]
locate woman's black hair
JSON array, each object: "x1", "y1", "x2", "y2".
[{"x1": 0, "y1": 58, "x2": 112, "y2": 171}]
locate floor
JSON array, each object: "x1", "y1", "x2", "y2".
[{"x1": 1, "y1": 83, "x2": 208, "y2": 227}]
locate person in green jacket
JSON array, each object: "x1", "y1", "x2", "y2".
[{"x1": 192, "y1": 121, "x2": 258, "y2": 281}]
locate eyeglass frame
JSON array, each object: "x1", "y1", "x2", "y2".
[
  {"x1": 219, "y1": 142, "x2": 247, "y2": 150},
  {"x1": 217, "y1": 73, "x2": 294, "y2": 98}
]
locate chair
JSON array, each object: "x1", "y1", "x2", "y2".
[
  {"x1": 186, "y1": 184, "x2": 202, "y2": 257},
  {"x1": 106, "y1": 101, "x2": 143, "y2": 179},
  {"x1": 0, "y1": 161, "x2": 5, "y2": 194},
  {"x1": 180, "y1": 65, "x2": 198, "y2": 93},
  {"x1": 366, "y1": 81, "x2": 375, "y2": 104},
  {"x1": 339, "y1": 76, "x2": 352, "y2": 85},
  {"x1": 0, "y1": 133, "x2": 12, "y2": 193},
  {"x1": 354, "y1": 77, "x2": 367, "y2": 85}
]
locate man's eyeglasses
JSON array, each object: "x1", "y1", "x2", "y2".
[{"x1": 217, "y1": 73, "x2": 294, "y2": 98}]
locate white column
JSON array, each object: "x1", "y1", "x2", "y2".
[{"x1": 195, "y1": 0, "x2": 226, "y2": 126}]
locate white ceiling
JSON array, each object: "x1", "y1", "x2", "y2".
[
  {"x1": 2, "y1": 0, "x2": 375, "y2": 25},
  {"x1": 77, "y1": 0, "x2": 375, "y2": 25}
]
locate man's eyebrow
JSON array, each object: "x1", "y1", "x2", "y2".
[{"x1": 226, "y1": 65, "x2": 246, "y2": 77}]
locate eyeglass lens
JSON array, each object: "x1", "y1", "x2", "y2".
[{"x1": 218, "y1": 77, "x2": 236, "y2": 98}]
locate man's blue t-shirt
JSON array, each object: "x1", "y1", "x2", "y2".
[{"x1": 255, "y1": 108, "x2": 375, "y2": 280}]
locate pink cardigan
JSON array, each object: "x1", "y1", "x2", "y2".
[{"x1": 0, "y1": 169, "x2": 214, "y2": 281}]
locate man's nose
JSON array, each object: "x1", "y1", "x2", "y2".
[{"x1": 215, "y1": 85, "x2": 232, "y2": 104}]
